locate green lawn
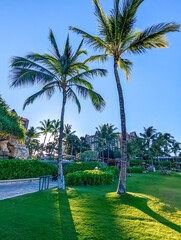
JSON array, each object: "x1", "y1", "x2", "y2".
[{"x1": 1, "y1": 173, "x2": 181, "y2": 240}]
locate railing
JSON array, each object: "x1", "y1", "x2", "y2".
[{"x1": 39, "y1": 175, "x2": 52, "y2": 191}]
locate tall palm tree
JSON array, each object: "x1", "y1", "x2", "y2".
[
  {"x1": 10, "y1": 30, "x2": 106, "y2": 189},
  {"x1": 70, "y1": 0, "x2": 180, "y2": 193},
  {"x1": 37, "y1": 119, "x2": 53, "y2": 158}
]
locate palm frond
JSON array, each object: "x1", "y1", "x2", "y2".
[
  {"x1": 84, "y1": 54, "x2": 108, "y2": 64},
  {"x1": 69, "y1": 62, "x2": 89, "y2": 72},
  {"x1": 10, "y1": 67, "x2": 54, "y2": 88},
  {"x1": 63, "y1": 34, "x2": 72, "y2": 60},
  {"x1": 68, "y1": 69, "x2": 107, "y2": 84},
  {"x1": 70, "y1": 39, "x2": 86, "y2": 64},
  {"x1": 68, "y1": 78, "x2": 93, "y2": 89},
  {"x1": 93, "y1": 0, "x2": 111, "y2": 40},
  {"x1": 118, "y1": 58, "x2": 133, "y2": 81},
  {"x1": 23, "y1": 85, "x2": 55, "y2": 109},
  {"x1": 75, "y1": 85, "x2": 106, "y2": 111},
  {"x1": 49, "y1": 29, "x2": 61, "y2": 59},
  {"x1": 70, "y1": 27, "x2": 109, "y2": 52},
  {"x1": 11, "y1": 57, "x2": 56, "y2": 78},
  {"x1": 66, "y1": 88, "x2": 81, "y2": 112},
  {"x1": 119, "y1": 0, "x2": 144, "y2": 44},
  {"x1": 127, "y1": 22, "x2": 181, "y2": 54}
]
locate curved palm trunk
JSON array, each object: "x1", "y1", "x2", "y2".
[
  {"x1": 114, "y1": 60, "x2": 127, "y2": 194},
  {"x1": 57, "y1": 90, "x2": 66, "y2": 189}
]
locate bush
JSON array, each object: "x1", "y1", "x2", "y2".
[
  {"x1": 65, "y1": 170, "x2": 114, "y2": 186},
  {"x1": 0, "y1": 159, "x2": 57, "y2": 180},
  {"x1": 63, "y1": 162, "x2": 99, "y2": 175},
  {"x1": 76, "y1": 150, "x2": 97, "y2": 162},
  {"x1": 130, "y1": 159, "x2": 141, "y2": 167},
  {"x1": 127, "y1": 166, "x2": 145, "y2": 173}
]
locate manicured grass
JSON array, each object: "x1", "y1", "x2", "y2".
[{"x1": 0, "y1": 173, "x2": 181, "y2": 239}]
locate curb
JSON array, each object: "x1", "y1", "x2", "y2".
[{"x1": 0, "y1": 178, "x2": 39, "y2": 185}]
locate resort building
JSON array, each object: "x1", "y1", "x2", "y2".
[
  {"x1": 85, "y1": 131, "x2": 137, "y2": 151},
  {"x1": 11, "y1": 109, "x2": 29, "y2": 130}
]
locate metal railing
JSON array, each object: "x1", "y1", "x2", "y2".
[{"x1": 39, "y1": 175, "x2": 52, "y2": 191}]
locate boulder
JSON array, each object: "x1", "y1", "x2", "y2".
[{"x1": 8, "y1": 139, "x2": 29, "y2": 159}]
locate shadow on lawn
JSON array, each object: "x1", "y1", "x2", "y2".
[
  {"x1": 121, "y1": 193, "x2": 181, "y2": 234},
  {"x1": 56, "y1": 189, "x2": 78, "y2": 240}
]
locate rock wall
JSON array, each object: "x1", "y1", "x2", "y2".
[{"x1": 0, "y1": 139, "x2": 29, "y2": 159}]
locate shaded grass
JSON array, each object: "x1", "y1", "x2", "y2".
[{"x1": 0, "y1": 173, "x2": 181, "y2": 239}]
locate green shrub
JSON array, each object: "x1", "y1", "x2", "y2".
[
  {"x1": 127, "y1": 166, "x2": 145, "y2": 173},
  {"x1": 130, "y1": 159, "x2": 141, "y2": 167},
  {"x1": 65, "y1": 170, "x2": 114, "y2": 186},
  {"x1": 0, "y1": 159, "x2": 57, "y2": 180},
  {"x1": 76, "y1": 150, "x2": 97, "y2": 162},
  {"x1": 63, "y1": 162, "x2": 99, "y2": 175}
]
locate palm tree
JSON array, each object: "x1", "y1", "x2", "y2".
[
  {"x1": 96, "y1": 124, "x2": 108, "y2": 162},
  {"x1": 140, "y1": 126, "x2": 157, "y2": 166},
  {"x1": 49, "y1": 119, "x2": 61, "y2": 157},
  {"x1": 70, "y1": 0, "x2": 180, "y2": 193},
  {"x1": 10, "y1": 30, "x2": 106, "y2": 189},
  {"x1": 105, "y1": 124, "x2": 117, "y2": 164},
  {"x1": 171, "y1": 141, "x2": 181, "y2": 168},
  {"x1": 63, "y1": 124, "x2": 76, "y2": 153},
  {"x1": 37, "y1": 119, "x2": 53, "y2": 158},
  {"x1": 162, "y1": 133, "x2": 174, "y2": 156},
  {"x1": 25, "y1": 126, "x2": 39, "y2": 158}
]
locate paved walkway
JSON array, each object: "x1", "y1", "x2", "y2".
[{"x1": 0, "y1": 180, "x2": 57, "y2": 200}]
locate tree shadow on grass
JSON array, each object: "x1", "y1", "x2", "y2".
[
  {"x1": 121, "y1": 193, "x2": 181, "y2": 234},
  {"x1": 56, "y1": 189, "x2": 78, "y2": 240}
]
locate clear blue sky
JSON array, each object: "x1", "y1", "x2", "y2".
[{"x1": 0, "y1": 0, "x2": 181, "y2": 141}]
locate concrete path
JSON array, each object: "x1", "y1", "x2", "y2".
[{"x1": 0, "y1": 180, "x2": 57, "y2": 200}]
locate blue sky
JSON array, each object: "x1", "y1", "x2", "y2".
[{"x1": 1, "y1": 0, "x2": 181, "y2": 141}]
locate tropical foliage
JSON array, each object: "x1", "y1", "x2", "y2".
[{"x1": 0, "y1": 95, "x2": 25, "y2": 142}]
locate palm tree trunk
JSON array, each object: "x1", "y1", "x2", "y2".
[
  {"x1": 57, "y1": 90, "x2": 66, "y2": 189},
  {"x1": 114, "y1": 59, "x2": 127, "y2": 194}
]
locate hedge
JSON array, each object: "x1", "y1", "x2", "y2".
[
  {"x1": 0, "y1": 159, "x2": 57, "y2": 180},
  {"x1": 63, "y1": 162, "x2": 99, "y2": 175},
  {"x1": 127, "y1": 166, "x2": 145, "y2": 173},
  {"x1": 65, "y1": 170, "x2": 114, "y2": 186}
]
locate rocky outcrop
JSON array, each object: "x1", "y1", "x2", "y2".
[{"x1": 0, "y1": 139, "x2": 29, "y2": 159}]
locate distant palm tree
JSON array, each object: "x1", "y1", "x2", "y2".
[
  {"x1": 26, "y1": 126, "x2": 39, "y2": 158},
  {"x1": 70, "y1": 0, "x2": 180, "y2": 193},
  {"x1": 140, "y1": 126, "x2": 157, "y2": 166},
  {"x1": 96, "y1": 124, "x2": 108, "y2": 162},
  {"x1": 63, "y1": 124, "x2": 76, "y2": 153},
  {"x1": 162, "y1": 133, "x2": 174, "y2": 156},
  {"x1": 49, "y1": 119, "x2": 61, "y2": 157},
  {"x1": 10, "y1": 30, "x2": 106, "y2": 189},
  {"x1": 105, "y1": 124, "x2": 117, "y2": 163},
  {"x1": 37, "y1": 119, "x2": 53, "y2": 158}
]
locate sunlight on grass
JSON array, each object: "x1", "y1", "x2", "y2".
[{"x1": 105, "y1": 192, "x2": 181, "y2": 239}]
